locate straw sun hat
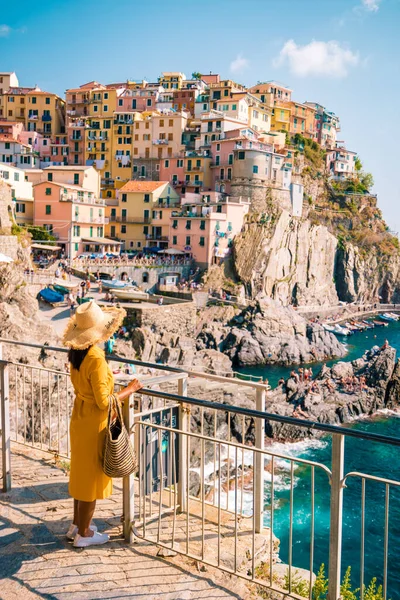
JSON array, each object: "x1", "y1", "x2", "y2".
[{"x1": 62, "y1": 300, "x2": 126, "y2": 350}]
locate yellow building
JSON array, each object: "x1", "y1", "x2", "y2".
[
  {"x1": 158, "y1": 72, "x2": 186, "y2": 90},
  {"x1": 183, "y1": 154, "x2": 212, "y2": 191},
  {"x1": 3, "y1": 87, "x2": 65, "y2": 135},
  {"x1": 270, "y1": 104, "x2": 291, "y2": 133},
  {"x1": 107, "y1": 180, "x2": 179, "y2": 251},
  {"x1": 0, "y1": 72, "x2": 19, "y2": 119},
  {"x1": 112, "y1": 112, "x2": 135, "y2": 183}
]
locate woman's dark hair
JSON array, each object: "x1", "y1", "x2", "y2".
[{"x1": 68, "y1": 346, "x2": 91, "y2": 371}]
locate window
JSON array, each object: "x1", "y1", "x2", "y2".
[
  {"x1": 16, "y1": 203, "x2": 25, "y2": 213},
  {"x1": 160, "y1": 119, "x2": 164, "y2": 127},
  {"x1": 32, "y1": 97, "x2": 36, "y2": 104},
  {"x1": 172, "y1": 219, "x2": 178, "y2": 229},
  {"x1": 5, "y1": 142, "x2": 10, "y2": 150},
  {"x1": 45, "y1": 187, "x2": 52, "y2": 196},
  {"x1": 103, "y1": 105, "x2": 108, "y2": 112},
  {"x1": 186, "y1": 220, "x2": 191, "y2": 230},
  {"x1": 253, "y1": 165, "x2": 259, "y2": 174},
  {"x1": 45, "y1": 205, "x2": 51, "y2": 215},
  {"x1": 94, "y1": 105, "x2": 98, "y2": 112},
  {"x1": 47, "y1": 173, "x2": 53, "y2": 182},
  {"x1": 238, "y1": 151, "x2": 245, "y2": 160},
  {"x1": 185, "y1": 236, "x2": 191, "y2": 246},
  {"x1": 177, "y1": 159, "x2": 183, "y2": 167},
  {"x1": 104, "y1": 120, "x2": 111, "y2": 129},
  {"x1": 45, "y1": 97, "x2": 50, "y2": 105},
  {"x1": 147, "y1": 99, "x2": 152, "y2": 106},
  {"x1": 228, "y1": 154, "x2": 233, "y2": 165},
  {"x1": 199, "y1": 237, "x2": 205, "y2": 247},
  {"x1": 90, "y1": 226, "x2": 93, "y2": 237},
  {"x1": 121, "y1": 193, "x2": 127, "y2": 202},
  {"x1": 227, "y1": 168, "x2": 232, "y2": 180},
  {"x1": 172, "y1": 235, "x2": 177, "y2": 245},
  {"x1": 74, "y1": 173, "x2": 79, "y2": 185},
  {"x1": 200, "y1": 220, "x2": 205, "y2": 231},
  {"x1": 215, "y1": 156, "x2": 220, "y2": 166},
  {"x1": 121, "y1": 225, "x2": 126, "y2": 234},
  {"x1": 104, "y1": 92, "x2": 108, "y2": 100},
  {"x1": 164, "y1": 159, "x2": 169, "y2": 168},
  {"x1": 132, "y1": 99, "x2": 137, "y2": 109},
  {"x1": 14, "y1": 172, "x2": 19, "y2": 182},
  {"x1": 232, "y1": 104, "x2": 237, "y2": 110},
  {"x1": 118, "y1": 99, "x2": 123, "y2": 106},
  {"x1": 144, "y1": 193, "x2": 150, "y2": 203}
]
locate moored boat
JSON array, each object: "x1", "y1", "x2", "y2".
[
  {"x1": 101, "y1": 279, "x2": 129, "y2": 290},
  {"x1": 334, "y1": 324, "x2": 352, "y2": 336},
  {"x1": 111, "y1": 288, "x2": 149, "y2": 302},
  {"x1": 37, "y1": 287, "x2": 64, "y2": 305}
]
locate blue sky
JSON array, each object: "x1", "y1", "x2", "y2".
[{"x1": 1, "y1": 0, "x2": 399, "y2": 232}]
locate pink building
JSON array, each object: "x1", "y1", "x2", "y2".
[
  {"x1": 116, "y1": 88, "x2": 157, "y2": 112},
  {"x1": 33, "y1": 180, "x2": 117, "y2": 258},
  {"x1": 0, "y1": 120, "x2": 24, "y2": 140},
  {"x1": 158, "y1": 155, "x2": 185, "y2": 189},
  {"x1": 169, "y1": 192, "x2": 250, "y2": 268}
]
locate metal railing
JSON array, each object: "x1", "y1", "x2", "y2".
[{"x1": 1, "y1": 339, "x2": 400, "y2": 599}]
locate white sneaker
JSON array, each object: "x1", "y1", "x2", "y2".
[
  {"x1": 66, "y1": 523, "x2": 97, "y2": 540},
  {"x1": 73, "y1": 531, "x2": 110, "y2": 548}
]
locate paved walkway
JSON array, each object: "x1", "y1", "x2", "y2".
[{"x1": 0, "y1": 444, "x2": 253, "y2": 600}]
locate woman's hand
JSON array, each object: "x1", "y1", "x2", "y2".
[
  {"x1": 125, "y1": 378, "x2": 143, "y2": 395},
  {"x1": 116, "y1": 378, "x2": 144, "y2": 403}
]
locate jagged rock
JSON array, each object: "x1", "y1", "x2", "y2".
[
  {"x1": 221, "y1": 298, "x2": 346, "y2": 366},
  {"x1": 331, "y1": 361, "x2": 354, "y2": 380},
  {"x1": 385, "y1": 360, "x2": 400, "y2": 407}
]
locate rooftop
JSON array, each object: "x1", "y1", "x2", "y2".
[
  {"x1": 119, "y1": 180, "x2": 169, "y2": 193},
  {"x1": 43, "y1": 165, "x2": 94, "y2": 171}
]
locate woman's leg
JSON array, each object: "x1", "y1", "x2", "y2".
[
  {"x1": 73, "y1": 499, "x2": 79, "y2": 526},
  {"x1": 77, "y1": 500, "x2": 96, "y2": 537}
]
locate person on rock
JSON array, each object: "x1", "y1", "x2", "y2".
[{"x1": 62, "y1": 300, "x2": 143, "y2": 547}]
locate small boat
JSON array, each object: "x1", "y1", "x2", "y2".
[
  {"x1": 111, "y1": 288, "x2": 149, "y2": 302},
  {"x1": 387, "y1": 313, "x2": 399, "y2": 321},
  {"x1": 345, "y1": 322, "x2": 359, "y2": 332},
  {"x1": 362, "y1": 320, "x2": 374, "y2": 329},
  {"x1": 373, "y1": 320, "x2": 389, "y2": 327},
  {"x1": 380, "y1": 313, "x2": 399, "y2": 322},
  {"x1": 334, "y1": 324, "x2": 351, "y2": 336},
  {"x1": 38, "y1": 287, "x2": 64, "y2": 305},
  {"x1": 100, "y1": 279, "x2": 129, "y2": 290},
  {"x1": 77, "y1": 296, "x2": 94, "y2": 305},
  {"x1": 323, "y1": 324, "x2": 336, "y2": 333}
]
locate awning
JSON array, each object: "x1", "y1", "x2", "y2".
[
  {"x1": 31, "y1": 244, "x2": 62, "y2": 251},
  {"x1": 0, "y1": 253, "x2": 14, "y2": 263},
  {"x1": 81, "y1": 237, "x2": 122, "y2": 245}
]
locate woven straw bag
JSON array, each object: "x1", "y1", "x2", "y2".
[{"x1": 103, "y1": 394, "x2": 138, "y2": 478}]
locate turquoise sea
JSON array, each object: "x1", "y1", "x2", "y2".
[{"x1": 240, "y1": 320, "x2": 400, "y2": 596}]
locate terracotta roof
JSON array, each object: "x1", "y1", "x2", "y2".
[{"x1": 119, "y1": 180, "x2": 168, "y2": 193}]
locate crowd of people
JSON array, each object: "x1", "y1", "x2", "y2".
[{"x1": 73, "y1": 253, "x2": 193, "y2": 268}]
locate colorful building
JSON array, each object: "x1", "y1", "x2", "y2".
[
  {"x1": 304, "y1": 102, "x2": 340, "y2": 148},
  {"x1": 326, "y1": 142, "x2": 357, "y2": 180},
  {"x1": 158, "y1": 72, "x2": 186, "y2": 90},
  {"x1": 169, "y1": 192, "x2": 250, "y2": 268},
  {"x1": 0, "y1": 163, "x2": 34, "y2": 225},
  {"x1": 108, "y1": 180, "x2": 179, "y2": 251},
  {"x1": 33, "y1": 180, "x2": 110, "y2": 258}
]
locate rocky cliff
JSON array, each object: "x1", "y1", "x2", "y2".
[{"x1": 233, "y1": 200, "x2": 400, "y2": 306}]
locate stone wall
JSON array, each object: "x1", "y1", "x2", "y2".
[
  {"x1": 125, "y1": 301, "x2": 197, "y2": 336},
  {"x1": 0, "y1": 180, "x2": 13, "y2": 232},
  {"x1": 83, "y1": 264, "x2": 192, "y2": 292},
  {"x1": 230, "y1": 178, "x2": 292, "y2": 213},
  {"x1": 0, "y1": 235, "x2": 19, "y2": 260}
]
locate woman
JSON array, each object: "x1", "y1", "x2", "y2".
[{"x1": 62, "y1": 300, "x2": 142, "y2": 548}]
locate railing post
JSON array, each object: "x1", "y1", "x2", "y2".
[
  {"x1": 123, "y1": 393, "x2": 135, "y2": 543},
  {"x1": 178, "y1": 376, "x2": 188, "y2": 513},
  {"x1": 255, "y1": 386, "x2": 266, "y2": 533},
  {"x1": 328, "y1": 433, "x2": 345, "y2": 600},
  {"x1": 1, "y1": 359, "x2": 11, "y2": 492}
]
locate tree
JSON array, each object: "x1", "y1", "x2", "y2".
[
  {"x1": 360, "y1": 172, "x2": 374, "y2": 192},
  {"x1": 355, "y1": 157, "x2": 363, "y2": 172},
  {"x1": 191, "y1": 72, "x2": 202, "y2": 80},
  {"x1": 27, "y1": 225, "x2": 56, "y2": 242}
]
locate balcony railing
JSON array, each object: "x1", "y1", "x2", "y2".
[
  {"x1": 109, "y1": 216, "x2": 150, "y2": 224},
  {"x1": 2, "y1": 339, "x2": 400, "y2": 600},
  {"x1": 28, "y1": 114, "x2": 38, "y2": 120},
  {"x1": 69, "y1": 135, "x2": 82, "y2": 141},
  {"x1": 152, "y1": 139, "x2": 169, "y2": 145}
]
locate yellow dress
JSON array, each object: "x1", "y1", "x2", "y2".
[{"x1": 69, "y1": 345, "x2": 114, "y2": 502}]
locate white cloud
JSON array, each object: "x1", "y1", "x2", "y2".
[
  {"x1": 0, "y1": 25, "x2": 11, "y2": 37},
  {"x1": 0, "y1": 24, "x2": 26, "y2": 37},
  {"x1": 361, "y1": 0, "x2": 382, "y2": 11},
  {"x1": 273, "y1": 39, "x2": 359, "y2": 78},
  {"x1": 230, "y1": 54, "x2": 249, "y2": 74}
]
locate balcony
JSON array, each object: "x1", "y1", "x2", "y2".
[
  {"x1": 73, "y1": 216, "x2": 107, "y2": 224},
  {"x1": 87, "y1": 134, "x2": 108, "y2": 141},
  {"x1": 61, "y1": 194, "x2": 105, "y2": 206},
  {"x1": 101, "y1": 178, "x2": 115, "y2": 186},
  {"x1": 42, "y1": 115, "x2": 52, "y2": 122},
  {"x1": 28, "y1": 114, "x2": 38, "y2": 120},
  {"x1": 109, "y1": 216, "x2": 150, "y2": 224},
  {"x1": 114, "y1": 118, "x2": 134, "y2": 125},
  {"x1": 145, "y1": 234, "x2": 169, "y2": 241},
  {"x1": 185, "y1": 180, "x2": 203, "y2": 187},
  {"x1": 152, "y1": 139, "x2": 169, "y2": 145},
  {"x1": 69, "y1": 135, "x2": 82, "y2": 141}
]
